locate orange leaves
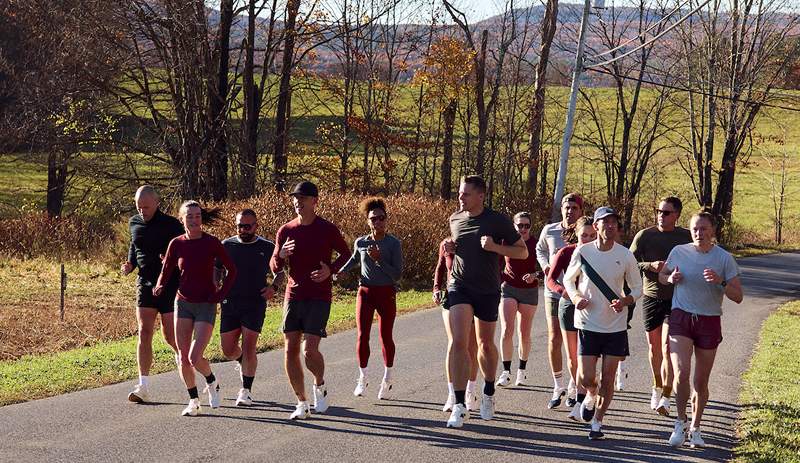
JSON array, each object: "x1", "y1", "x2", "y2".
[{"x1": 413, "y1": 37, "x2": 474, "y2": 104}]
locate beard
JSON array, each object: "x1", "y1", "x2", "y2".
[{"x1": 238, "y1": 232, "x2": 256, "y2": 242}]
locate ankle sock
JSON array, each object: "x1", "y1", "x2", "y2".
[
  {"x1": 205, "y1": 372, "x2": 216, "y2": 385},
  {"x1": 455, "y1": 390, "x2": 466, "y2": 405},
  {"x1": 242, "y1": 375, "x2": 254, "y2": 390},
  {"x1": 484, "y1": 380, "x2": 495, "y2": 397},
  {"x1": 502, "y1": 360, "x2": 511, "y2": 371},
  {"x1": 553, "y1": 370, "x2": 563, "y2": 389},
  {"x1": 188, "y1": 387, "x2": 199, "y2": 399},
  {"x1": 518, "y1": 359, "x2": 527, "y2": 370}
]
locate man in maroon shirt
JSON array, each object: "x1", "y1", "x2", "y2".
[{"x1": 270, "y1": 181, "x2": 351, "y2": 420}]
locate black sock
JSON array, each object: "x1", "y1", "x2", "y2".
[
  {"x1": 236, "y1": 354, "x2": 243, "y2": 364},
  {"x1": 205, "y1": 372, "x2": 216, "y2": 385},
  {"x1": 577, "y1": 393, "x2": 586, "y2": 403},
  {"x1": 518, "y1": 359, "x2": 527, "y2": 370},
  {"x1": 454, "y1": 390, "x2": 466, "y2": 405},
  {"x1": 484, "y1": 380, "x2": 495, "y2": 397},
  {"x1": 243, "y1": 375, "x2": 255, "y2": 390},
  {"x1": 502, "y1": 360, "x2": 512, "y2": 371},
  {"x1": 188, "y1": 387, "x2": 199, "y2": 399}
]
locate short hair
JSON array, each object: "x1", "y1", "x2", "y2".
[
  {"x1": 460, "y1": 175, "x2": 486, "y2": 194},
  {"x1": 135, "y1": 185, "x2": 159, "y2": 201},
  {"x1": 237, "y1": 209, "x2": 257, "y2": 219},
  {"x1": 661, "y1": 196, "x2": 683, "y2": 212},
  {"x1": 359, "y1": 197, "x2": 387, "y2": 215},
  {"x1": 513, "y1": 211, "x2": 531, "y2": 223},
  {"x1": 691, "y1": 208, "x2": 717, "y2": 228}
]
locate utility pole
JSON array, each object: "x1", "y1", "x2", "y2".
[{"x1": 550, "y1": 0, "x2": 593, "y2": 221}]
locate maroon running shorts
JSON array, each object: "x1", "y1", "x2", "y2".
[{"x1": 668, "y1": 308, "x2": 722, "y2": 350}]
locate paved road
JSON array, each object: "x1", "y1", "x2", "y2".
[{"x1": 2, "y1": 253, "x2": 799, "y2": 462}]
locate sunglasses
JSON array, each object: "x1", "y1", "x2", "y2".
[
  {"x1": 655, "y1": 209, "x2": 675, "y2": 216},
  {"x1": 515, "y1": 223, "x2": 531, "y2": 229},
  {"x1": 237, "y1": 223, "x2": 254, "y2": 230},
  {"x1": 369, "y1": 215, "x2": 387, "y2": 223}
]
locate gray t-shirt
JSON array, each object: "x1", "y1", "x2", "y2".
[
  {"x1": 339, "y1": 234, "x2": 403, "y2": 287},
  {"x1": 536, "y1": 222, "x2": 566, "y2": 299},
  {"x1": 449, "y1": 208, "x2": 520, "y2": 295},
  {"x1": 664, "y1": 244, "x2": 740, "y2": 316}
]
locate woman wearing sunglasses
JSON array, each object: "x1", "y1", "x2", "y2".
[
  {"x1": 338, "y1": 197, "x2": 403, "y2": 400},
  {"x1": 496, "y1": 212, "x2": 541, "y2": 388}
]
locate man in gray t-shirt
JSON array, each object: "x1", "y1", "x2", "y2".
[{"x1": 443, "y1": 176, "x2": 528, "y2": 429}]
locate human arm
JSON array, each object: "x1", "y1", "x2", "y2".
[
  {"x1": 152, "y1": 239, "x2": 178, "y2": 296},
  {"x1": 563, "y1": 250, "x2": 589, "y2": 310},
  {"x1": 337, "y1": 239, "x2": 361, "y2": 275},
  {"x1": 546, "y1": 247, "x2": 571, "y2": 297},
  {"x1": 374, "y1": 238, "x2": 402, "y2": 282},
  {"x1": 269, "y1": 227, "x2": 286, "y2": 274},
  {"x1": 703, "y1": 252, "x2": 743, "y2": 303},
  {"x1": 535, "y1": 226, "x2": 551, "y2": 273},
  {"x1": 212, "y1": 242, "x2": 237, "y2": 302},
  {"x1": 658, "y1": 248, "x2": 682, "y2": 286},
  {"x1": 611, "y1": 253, "x2": 643, "y2": 312},
  {"x1": 122, "y1": 239, "x2": 137, "y2": 275}
]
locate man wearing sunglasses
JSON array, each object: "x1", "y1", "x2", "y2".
[
  {"x1": 630, "y1": 197, "x2": 690, "y2": 417},
  {"x1": 217, "y1": 209, "x2": 284, "y2": 406}
]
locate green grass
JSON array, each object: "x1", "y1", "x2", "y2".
[
  {"x1": 735, "y1": 300, "x2": 800, "y2": 463},
  {"x1": 0, "y1": 289, "x2": 433, "y2": 406}
]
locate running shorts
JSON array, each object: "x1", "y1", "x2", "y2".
[
  {"x1": 446, "y1": 285, "x2": 501, "y2": 322},
  {"x1": 282, "y1": 299, "x2": 331, "y2": 337},
  {"x1": 175, "y1": 299, "x2": 217, "y2": 325},
  {"x1": 136, "y1": 281, "x2": 177, "y2": 314},
  {"x1": 579, "y1": 329, "x2": 629, "y2": 357},
  {"x1": 501, "y1": 283, "x2": 539, "y2": 306},
  {"x1": 668, "y1": 308, "x2": 722, "y2": 350},
  {"x1": 642, "y1": 295, "x2": 672, "y2": 332},
  {"x1": 558, "y1": 297, "x2": 577, "y2": 332},
  {"x1": 221, "y1": 298, "x2": 267, "y2": 333}
]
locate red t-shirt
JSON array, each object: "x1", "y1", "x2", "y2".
[
  {"x1": 158, "y1": 233, "x2": 237, "y2": 303},
  {"x1": 270, "y1": 216, "x2": 350, "y2": 302},
  {"x1": 501, "y1": 236, "x2": 539, "y2": 288}
]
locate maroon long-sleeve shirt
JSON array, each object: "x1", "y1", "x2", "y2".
[
  {"x1": 545, "y1": 243, "x2": 576, "y2": 298},
  {"x1": 270, "y1": 215, "x2": 350, "y2": 302},
  {"x1": 501, "y1": 236, "x2": 539, "y2": 288},
  {"x1": 433, "y1": 239, "x2": 454, "y2": 291},
  {"x1": 157, "y1": 232, "x2": 237, "y2": 303}
]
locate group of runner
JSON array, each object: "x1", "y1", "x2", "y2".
[{"x1": 122, "y1": 175, "x2": 743, "y2": 448}]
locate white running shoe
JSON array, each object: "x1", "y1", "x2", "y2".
[
  {"x1": 496, "y1": 370, "x2": 512, "y2": 387},
  {"x1": 127, "y1": 383, "x2": 149, "y2": 403},
  {"x1": 515, "y1": 369, "x2": 528, "y2": 386},
  {"x1": 289, "y1": 401, "x2": 310, "y2": 420},
  {"x1": 656, "y1": 396, "x2": 671, "y2": 416},
  {"x1": 566, "y1": 379, "x2": 577, "y2": 403},
  {"x1": 236, "y1": 388, "x2": 253, "y2": 406},
  {"x1": 567, "y1": 401, "x2": 581, "y2": 421},
  {"x1": 650, "y1": 388, "x2": 661, "y2": 410},
  {"x1": 669, "y1": 419, "x2": 688, "y2": 447},
  {"x1": 353, "y1": 377, "x2": 368, "y2": 397},
  {"x1": 615, "y1": 363, "x2": 627, "y2": 391},
  {"x1": 480, "y1": 394, "x2": 495, "y2": 420},
  {"x1": 548, "y1": 386, "x2": 566, "y2": 409},
  {"x1": 446, "y1": 403, "x2": 468, "y2": 428},
  {"x1": 443, "y1": 393, "x2": 456, "y2": 412},
  {"x1": 580, "y1": 394, "x2": 596, "y2": 422},
  {"x1": 688, "y1": 428, "x2": 705, "y2": 448},
  {"x1": 181, "y1": 398, "x2": 201, "y2": 416},
  {"x1": 465, "y1": 390, "x2": 480, "y2": 411},
  {"x1": 204, "y1": 381, "x2": 221, "y2": 409},
  {"x1": 313, "y1": 384, "x2": 329, "y2": 413},
  {"x1": 588, "y1": 418, "x2": 604, "y2": 440},
  {"x1": 377, "y1": 381, "x2": 392, "y2": 400}
]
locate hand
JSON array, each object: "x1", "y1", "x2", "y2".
[
  {"x1": 433, "y1": 290, "x2": 442, "y2": 305},
  {"x1": 367, "y1": 244, "x2": 381, "y2": 262},
  {"x1": 260, "y1": 285, "x2": 276, "y2": 301},
  {"x1": 443, "y1": 239, "x2": 456, "y2": 255},
  {"x1": 152, "y1": 285, "x2": 163, "y2": 297},
  {"x1": 543, "y1": 266, "x2": 551, "y2": 276},
  {"x1": 575, "y1": 297, "x2": 590, "y2": 310},
  {"x1": 610, "y1": 298, "x2": 626, "y2": 313},
  {"x1": 311, "y1": 261, "x2": 331, "y2": 283},
  {"x1": 703, "y1": 268, "x2": 722, "y2": 285},
  {"x1": 650, "y1": 260, "x2": 665, "y2": 272},
  {"x1": 668, "y1": 266, "x2": 683, "y2": 284},
  {"x1": 279, "y1": 239, "x2": 296, "y2": 259},
  {"x1": 121, "y1": 261, "x2": 134, "y2": 275},
  {"x1": 522, "y1": 273, "x2": 537, "y2": 284},
  {"x1": 480, "y1": 235, "x2": 496, "y2": 252}
]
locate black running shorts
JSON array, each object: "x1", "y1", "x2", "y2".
[
  {"x1": 282, "y1": 299, "x2": 331, "y2": 338},
  {"x1": 579, "y1": 329, "x2": 629, "y2": 357},
  {"x1": 221, "y1": 298, "x2": 267, "y2": 333},
  {"x1": 642, "y1": 295, "x2": 672, "y2": 332},
  {"x1": 136, "y1": 281, "x2": 177, "y2": 315},
  {"x1": 446, "y1": 285, "x2": 501, "y2": 322}
]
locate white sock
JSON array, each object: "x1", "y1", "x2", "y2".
[
  {"x1": 568, "y1": 376, "x2": 576, "y2": 391},
  {"x1": 448, "y1": 382, "x2": 455, "y2": 395},
  {"x1": 383, "y1": 367, "x2": 392, "y2": 382},
  {"x1": 139, "y1": 375, "x2": 149, "y2": 386},
  {"x1": 553, "y1": 370, "x2": 563, "y2": 389},
  {"x1": 359, "y1": 367, "x2": 368, "y2": 379},
  {"x1": 618, "y1": 360, "x2": 626, "y2": 371},
  {"x1": 466, "y1": 380, "x2": 477, "y2": 393}
]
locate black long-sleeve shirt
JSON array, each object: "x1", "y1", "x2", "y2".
[{"x1": 127, "y1": 209, "x2": 185, "y2": 286}]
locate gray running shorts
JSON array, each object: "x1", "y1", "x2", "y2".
[
  {"x1": 175, "y1": 299, "x2": 217, "y2": 325},
  {"x1": 501, "y1": 283, "x2": 539, "y2": 306}
]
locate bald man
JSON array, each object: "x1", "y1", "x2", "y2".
[{"x1": 121, "y1": 185, "x2": 185, "y2": 403}]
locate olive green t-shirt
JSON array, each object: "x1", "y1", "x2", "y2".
[{"x1": 629, "y1": 226, "x2": 691, "y2": 299}]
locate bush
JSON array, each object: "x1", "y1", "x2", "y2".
[{"x1": 0, "y1": 212, "x2": 115, "y2": 260}]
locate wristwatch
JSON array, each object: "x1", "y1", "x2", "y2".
[{"x1": 720, "y1": 279, "x2": 727, "y2": 288}]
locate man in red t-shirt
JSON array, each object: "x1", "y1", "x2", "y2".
[{"x1": 270, "y1": 181, "x2": 350, "y2": 420}]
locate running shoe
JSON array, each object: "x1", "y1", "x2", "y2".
[
  {"x1": 567, "y1": 402, "x2": 581, "y2": 421},
  {"x1": 566, "y1": 379, "x2": 577, "y2": 407},
  {"x1": 465, "y1": 390, "x2": 480, "y2": 411},
  {"x1": 443, "y1": 393, "x2": 456, "y2": 412},
  {"x1": 515, "y1": 369, "x2": 528, "y2": 386},
  {"x1": 480, "y1": 394, "x2": 495, "y2": 420},
  {"x1": 588, "y1": 418, "x2": 604, "y2": 440},
  {"x1": 688, "y1": 428, "x2": 705, "y2": 448},
  {"x1": 580, "y1": 394, "x2": 596, "y2": 422},
  {"x1": 669, "y1": 419, "x2": 687, "y2": 447},
  {"x1": 313, "y1": 384, "x2": 329, "y2": 413},
  {"x1": 656, "y1": 396, "x2": 671, "y2": 417},
  {"x1": 181, "y1": 398, "x2": 201, "y2": 416},
  {"x1": 548, "y1": 387, "x2": 566, "y2": 409},
  {"x1": 377, "y1": 380, "x2": 392, "y2": 400},
  {"x1": 615, "y1": 362, "x2": 627, "y2": 391},
  {"x1": 496, "y1": 370, "x2": 512, "y2": 387},
  {"x1": 235, "y1": 388, "x2": 253, "y2": 407},
  {"x1": 127, "y1": 383, "x2": 149, "y2": 403},
  {"x1": 204, "y1": 380, "x2": 221, "y2": 409},
  {"x1": 650, "y1": 388, "x2": 661, "y2": 410},
  {"x1": 446, "y1": 403, "x2": 468, "y2": 428},
  {"x1": 289, "y1": 401, "x2": 310, "y2": 420},
  {"x1": 353, "y1": 376, "x2": 368, "y2": 397}
]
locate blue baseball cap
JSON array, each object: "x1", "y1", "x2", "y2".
[{"x1": 593, "y1": 206, "x2": 619, "y2": 222}]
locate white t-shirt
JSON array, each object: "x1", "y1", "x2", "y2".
[
  {"x1": 664, "y1": 244, "x2": 740, "y2": 316},
  {"x1": 564, "y1": 241, "x2": 643, "y2": 333}
]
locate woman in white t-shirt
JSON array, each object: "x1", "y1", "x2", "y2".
[{"x1": 659, "y1": 210, "x2": 743, "y2": 448}]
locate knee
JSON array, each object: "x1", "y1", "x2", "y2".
[
  {"x1": 303, "y1": 344, "x2": 320, "y2": 360},
  {"x1": 285, "y1": 341, "x2": 301, "y2": 358},
  {"x1": 188, "y1": 352, "x2": 203, "y2": 368},
  {"x1": 138, "y1": 324, "x2": 155, "y2": 340},
  {"x1": 221, "y1": 344, "x2": 238, "y2": 359},
  {"x1": 501, "y1": 326, "x2": 514, "y2": 341}
]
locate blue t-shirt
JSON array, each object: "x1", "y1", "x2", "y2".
[{"x1": 664, "y1": 244, "x2": 740, "y2": 316}]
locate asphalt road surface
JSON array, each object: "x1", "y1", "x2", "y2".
[{"x1": 2, "y1": 253, "x2": 798, "y2": 463}]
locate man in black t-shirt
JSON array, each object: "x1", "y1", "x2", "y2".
[
  {"x1": 444, "y1": 176, "x2": 528, "y2": 428},
  {"x1": 121, "y1": 185, "x2": 185, "y2": 403},
  {"x1": 217, "y1": 209, "x2": 284, "y2": 406}
]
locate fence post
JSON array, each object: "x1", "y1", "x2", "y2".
[{"x1": 60, "y1": 264, "x2": 67, "y2": 322}]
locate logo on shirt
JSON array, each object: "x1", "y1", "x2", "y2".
[{"x1": 615, "y1": 260, "x2": 621, "y2": 266}]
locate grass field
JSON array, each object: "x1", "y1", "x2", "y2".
[{"x1": 735, "y1": 300, "x2": 800, "y2": 463}]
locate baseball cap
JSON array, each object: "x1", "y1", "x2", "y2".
[
  {"x1": 561, "y1": 193, "x2": 584, "y2": 209},
  {"x1": 288, "y1": 181, "x2": 319, "y2": 197},
  {"x1": 593, "y1": 206, "x2": 619, "y2": 222}
]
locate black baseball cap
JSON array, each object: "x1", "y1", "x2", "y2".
[
  {"x1": 593, "y1": 206, "x2": 619, "y2": 222},
  {"x1": 288, "y1": 181, "x2": 319, "y2": 197}
]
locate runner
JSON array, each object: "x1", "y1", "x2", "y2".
[
  {"x1": 154, "y1": 201, "x2": 238, "y2": 416},
  {"x1": 563, "y1": 206, "x2": 642, "y2": 440},
  {"x1": 338, "y1": 198, "x2": 403, "y2": 400},
  {"x1": 546, "y1": 215, "x2": 596, "y2": 420},
  {"x1": 435, "y1": 238, "x2": 480, "y2": 413},
  {"x1": 630, "y1": 197, "x2": 691, "y2": 416},
  {"x1": 444, "y1": 175, "x2": 528, "y2": 428},
  {"x1": 270, "y1": 181, "x2": 351, "y2": 420},
  {"x1": 218, "y1": 209, "x2": 285, "y2": 406},
  {"x1": 659, "y1": 210, "x2": 743, "y2": 448},
  {"x1": 536, "y1": 193, "x2": 584, "y2": 408},
  {"x1": 496, "y1": 212, "x2": 540, "y2": 388},
  {"x1": 121, "y1": 185, "x2": 184, "y2": 403}
]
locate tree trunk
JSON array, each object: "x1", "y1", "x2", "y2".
[
  {"x1": 474, "y1": 30, "x2": 488, "y2": 176},
  {"x1": 206, "y1": 0, "x2": 232, "y2": 201},
  {"x1": 240, "y1": 0, "x2": 259, "y2": 198},
  {"x1": 273, "y1": 0, "x2": 300, "y2": 191},
  {"x1": 46, "y1": 149, "x2": 69, "y2": 218},
  {"x1": 440, "y1": 99, "x2": 457, "y2": 200}
]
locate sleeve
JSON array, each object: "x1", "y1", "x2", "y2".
[
  {"x1": 270, "y1": 226, "x2": 286, "y2": 273},
  {"x1": 663, "y1": 246, "x2": 680, "y2": 274},
  {"x1": 498, "y1": 215, "x2": 521, "y2": 246},
  {"x1": 338, "y1": 238, "x2": 361, "y2": 274},
  {"x1": 155, "y1": 238, "x2": 178, "y2": 288},
  {"x1": 629, "y1": 230, "x2": 651, "y2": 273},
  {"x1": 546, "y1": 248, "x2": 569, "y2": 296},
  {"x1": 563, "y1": 248, "x2": 583, "y2": 303},
  {"x1": 378, "y1": 238, "x2": 403, "y2": 283},
  {"x1": 215, "y1": 240, "x2": 238, "y2": 300},
  {"x1": 535, "y1": 225, "x2": 551, "y2": 270},
  {"x1": 127, "y1": 239, "x2": 138, "y2": 269},
  {"x1": 330, "y1": 226, "x2": 352, "y2": 272},
  {"x1": 215, "y1": 241, "x2": 227, "y2": 270},
  {"x1": 433, "y1": 243, "x2": 447, "y2": 291},
  {"x1": 624, "y1": 251, "x2": 644, "y2": 301},
  {"x1": 723, "y1": 251, "x2": 740, "y2": 281}
]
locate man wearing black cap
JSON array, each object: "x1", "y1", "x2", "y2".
[
  {"x1": 563, "y1": 206, "x2": 642, "y2": 440},
  {"x1": 270, "y1": 181, "x2": 351, "y2": 420}
]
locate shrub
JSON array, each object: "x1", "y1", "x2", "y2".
[{"x1": 0, "y1": 212, "x2": 115, "y2": 260}]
